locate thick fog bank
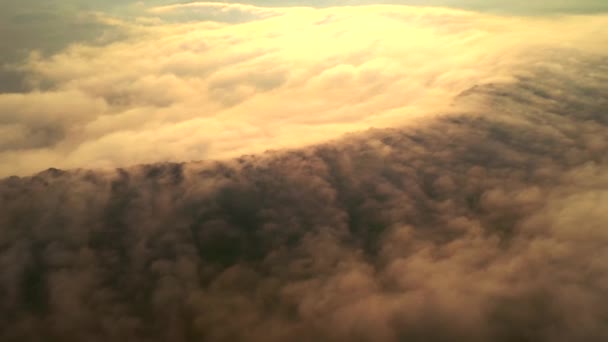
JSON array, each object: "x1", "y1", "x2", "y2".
[{"x1": 1, "y1": 56, "x2": 608, "y2": 341}]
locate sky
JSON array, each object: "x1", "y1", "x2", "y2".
[{"x1": 0, "y1": 2, "x2": 608, "y2": 341}]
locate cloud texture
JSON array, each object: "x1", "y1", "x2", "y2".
[
  {"x1": 1, "y1": 2, "x2": 608, "y2": 341},
  {"x1": 2, "y1": 3, "x2": 607, "y2": 177},
  {"x1": 1, "y1": 48, "x2": 608, "y2": 340}
]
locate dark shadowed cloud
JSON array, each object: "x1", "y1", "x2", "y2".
[{"x1": 1, "y1": 52, "x2": 607, "y2": 341}]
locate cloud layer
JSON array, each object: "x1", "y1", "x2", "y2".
[
  {"x1": 1, "y1": 50, "x2": 607, "y2": 340},
  {"x1": 1, "y1": 3, "x2": 607, "y2": 177},
  {"x1": 1, "y1": 3, "x2": 607, "y2": 340}
]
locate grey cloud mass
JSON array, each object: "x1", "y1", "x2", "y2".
[{"x1": 1, "y1": 52, "x2": 607, "y2": 341}]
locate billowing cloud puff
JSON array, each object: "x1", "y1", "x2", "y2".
[
  {"x1": 1, "y1": 53, "x2": 607, "y2": 340},
  {"x1": 1, "y1": 3, "x2": 607, "y2": 177}
]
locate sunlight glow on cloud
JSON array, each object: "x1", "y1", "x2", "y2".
[{"x1": 0, "y1": 3, "x2": 607, "y2": 177}]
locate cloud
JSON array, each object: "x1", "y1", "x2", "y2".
[
  {"x1": 146, "y1": 2, "x2": 283, "y2": 23},
  {"x1": 1, "y1": 3, "x2": 607, "y2": 177},
  {"x1": 1, "y1": 52, "x2": 607, "y2": 341},
  {"x1": 0, "y1": 1, "x2": 130, "y2": 94},
  {"x1": 1, "y1": 2, "x2": 608, "y2": 341},
  {"x1": 143, "y1": 0, "x2": 608, "y2": 14}
]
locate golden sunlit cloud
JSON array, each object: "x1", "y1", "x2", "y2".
[{"x1": 1, "y1": 3, "x2": 607, "y2": 177}]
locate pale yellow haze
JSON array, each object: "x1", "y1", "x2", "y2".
[{"x1": 1, "y1": 3, "x2": 607, "y2": 177}]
